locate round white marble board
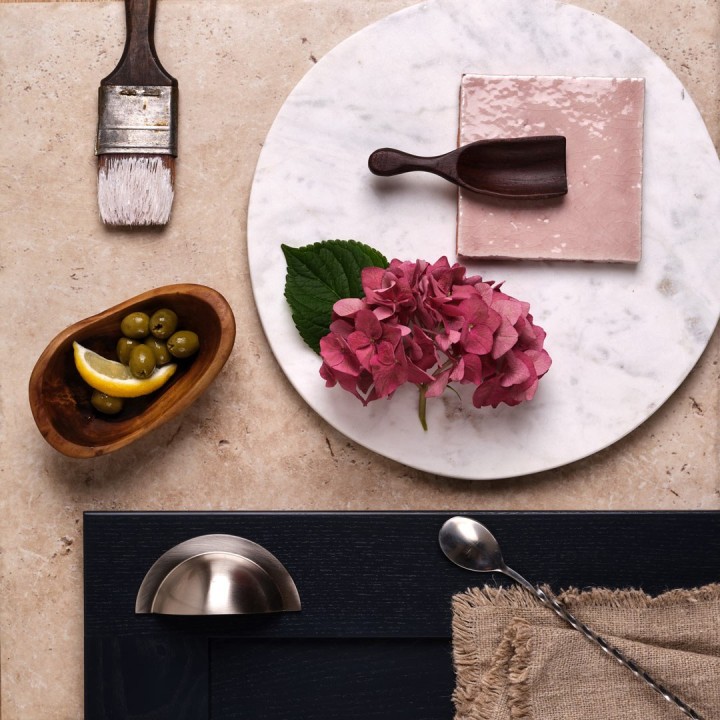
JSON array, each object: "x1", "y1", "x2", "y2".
[{"x1": 247, "y1": 0, "x2": 720, "y2": 480}]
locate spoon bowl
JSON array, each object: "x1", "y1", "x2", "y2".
[
  {"x1": 29, "y1": 283, "x2": 236, "y2": 458},
  {"x1": 438, "y1": 515, "x2": 505, "y2": 573},
  {"x1": 368, "y1": 136, "x2": 567, "y2": 199}
]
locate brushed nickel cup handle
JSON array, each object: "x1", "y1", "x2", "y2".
[{"x1": 135, "y1": 534, "x2": 301, "y2": 616}]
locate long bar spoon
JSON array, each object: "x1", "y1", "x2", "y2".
[{"x1": 438, "y1": 516, "x2": 702, "y2": 720}]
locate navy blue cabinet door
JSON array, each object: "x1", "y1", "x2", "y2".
[{"x1": 84, "y1": 511, "x2": 720, "y2": 719}]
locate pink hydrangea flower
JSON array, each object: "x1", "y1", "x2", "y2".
[{"x1": 318, "y1": 256, "x2": 551, "y2": 427}]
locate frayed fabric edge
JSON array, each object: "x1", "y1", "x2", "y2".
[
  {"x1": 452, "y1": 594, "x2": 535, "y2": 720},
  {"x1": 557, "y1": 583, "x2": 720, "y2": 609},
  {"x1": 454, "y1": 583, "x2": 720, "y2": 612}
]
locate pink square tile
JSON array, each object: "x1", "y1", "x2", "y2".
[{"x1": 457, "y1": 75, "x2": 645, "y2": 262}]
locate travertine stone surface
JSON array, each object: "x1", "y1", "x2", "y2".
[{"x1": 0, "y1": 1, "x2": 718, "y2": 717}]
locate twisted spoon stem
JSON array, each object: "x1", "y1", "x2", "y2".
[{"x1": 501, "y1": 565, "x2": 703, "y2": 720}]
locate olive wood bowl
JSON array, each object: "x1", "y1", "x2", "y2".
[{"x1": 29, "y1": 284, "x2": 236, "y2": 458}]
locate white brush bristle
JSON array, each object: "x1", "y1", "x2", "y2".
[{"x1": 98, "y1": 155, "x2": 174, "y2": 226}]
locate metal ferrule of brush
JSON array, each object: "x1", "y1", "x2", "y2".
[{"x1": 95, "y1": 85, "x2": 178, "y2": 156}]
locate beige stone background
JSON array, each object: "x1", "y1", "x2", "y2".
[{"x1": 0, "y1": 0, "x2": 718, "y2": 717}]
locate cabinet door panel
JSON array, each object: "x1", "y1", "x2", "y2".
[
  {"x1": 210, "y1": 638, "x2": 455, "y2": 720},
  {"x1": 85, "y1": 636, "x2": 208, "y2": 720}
]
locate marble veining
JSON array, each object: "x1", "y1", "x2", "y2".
[{"x1": 247, "y1": 0, "x2": 720, "y2": 479}]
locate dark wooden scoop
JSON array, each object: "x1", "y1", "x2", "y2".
[{"x1": 368, "y1": 136, "x2": 567, "y2": 199}]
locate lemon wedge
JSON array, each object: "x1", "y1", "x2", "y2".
[{"x1": 73, "y1": 341, "x2": 177, "y2": 398}]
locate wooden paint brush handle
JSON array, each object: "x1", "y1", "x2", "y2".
[{"x1": 102, "y1": 0, "x2": 176, "y2": 86}]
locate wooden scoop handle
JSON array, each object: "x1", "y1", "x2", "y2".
[
  {"x1": 368, "y1": 148, "x2": 443, "y2": 177},
  {"x1": 102, "y1": 0, "x2": 176, "y2": 86}
]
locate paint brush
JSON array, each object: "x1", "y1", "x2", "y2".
[{"x1": 96, "y1": 0, "x2": 178, "y2": 226}]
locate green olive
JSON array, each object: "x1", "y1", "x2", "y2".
[
  {"x1": 149, "y1": 308, "x2": 179, "y2": 339},
  {"x1": 128, "y1": 343, "x2": 156, "y2": 378},
  {"x1": 167, "y1": 330, "x2": 200, "y2": 358},
  {"x1": 144, "y1": 337, "x2": 171, "y2": 366},
  {"x1": 90, "y1": 391, "x2": 124, "y2": 415},
  {"x1": 116, "y1": 337, "x2": 141, "y2": 365},
  {"x1": 120, "y1": 311, "x2": 150, "y2": 339}
]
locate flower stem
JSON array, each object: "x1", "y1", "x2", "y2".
[{"x1": 418, "y1": 385, "x2": 428, "y2": 431}]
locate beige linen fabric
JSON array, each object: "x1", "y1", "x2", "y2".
[{"x1": 452, "y1": 584, "x2": 720, "y2": 720}]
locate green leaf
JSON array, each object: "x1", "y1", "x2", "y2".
[{"x1": 282, "y1": 239, "x2": 389, "y2": 353}]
